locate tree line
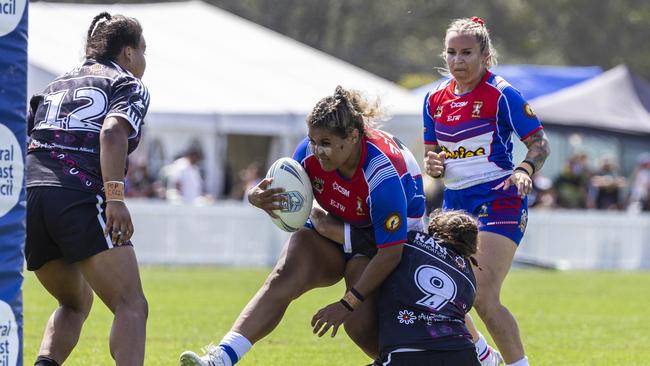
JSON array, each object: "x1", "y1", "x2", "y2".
[{"x1": 208, "y1": 0, "x2": 650, "y2": 87}]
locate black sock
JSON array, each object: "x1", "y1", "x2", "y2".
[{"x1": 35, "y1": 356, "x2": 60, "y2": 366}]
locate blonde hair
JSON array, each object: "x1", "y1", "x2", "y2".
[{"x1": 438, "y1": 17, "x2": 498, "y2": 76}]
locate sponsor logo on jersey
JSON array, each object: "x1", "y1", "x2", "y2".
[
  {"x1": 450, "y1": 101, "x2": 468, "y2": 108},
  {"x1": 330, "y1": 198, "x2": 345, "y2": 213},
  {"x1": 441, "y1": 145, "x2": 485, "y2": 159},
  {"x1": 332, "y1": 181, "x2": 350, "y2": 197},
  {"x1": 447, "y1": 114, "x2": 461, "y2": 122},
  {"x1": 478, "y1": 204, "x2": 488, "y2": 218},
  {"x1": 384, "y1": 213, "x2": 401, "y2": 232},
  {"x1": 312, "y1": 177, "x2": 324, "y2": 194},
  {"x1": 433, "y1": 106, "x2": 442, "y2": 118},
  {"x1": 472, "y1": 101, "x2": 483, "y2": 118},
  {"x1": 519, "y1": 209, "x2": 528, "y2": 233},
  {"x1": 356, "y1": 196, "x2": 364, "y2": 216},
  {"x1": 90, "y1": 63, "x2": 104, "y2": 73},
  {"x1": 409, "y1": 231, "x2": 448, "y2": 258},
  {"x1": 524, "y1": 103, "x2": 536, "y2": 118},
  {"x1": 397, "y1": 310, "x2": 415, "y2": 325}
]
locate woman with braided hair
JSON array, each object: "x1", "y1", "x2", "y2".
[
  {"x1": 371, "y1": 209, "x2": 482, "y2": 366},
  {"x1": 26, "y1": 12, "x2": 149, "y2": 366},
  {"x1": 423, "y1": 16, "x2": 551, "y2": 366},
  {"x1": 180, "y1": 86, "x2": 426, "y2": 366}
]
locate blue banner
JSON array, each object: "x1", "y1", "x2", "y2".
[{"x1": 0, "y1": 0, "x2": 27, "y2": 365}]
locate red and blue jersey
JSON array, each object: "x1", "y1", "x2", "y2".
[
  {"x1": 293, "y1": 129, "x2": 425, "y2": 248},
  {"x1": 423, "y1": 71, "x2": 542, "y2": 189}
]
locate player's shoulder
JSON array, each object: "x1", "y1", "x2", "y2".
[
  {"x1": 292, "y1": 137, "x2": 312, "y2": 165},
  {"x1": 486, "y1": 72, "x2": 524, "y2": 100},
  {"x1": 364, "y1": 129, "x2": 407, "y2": 174},
  {"x1": 426, "y1": 79, "x2": 453, "y2": 105}
]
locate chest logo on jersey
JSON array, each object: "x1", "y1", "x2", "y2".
[
  {"x1": 332, "y1": 181, "x2": 350, "y2": 197},
  {"x1": 450, "y1": 101, "x2": 468, "y2": 108},
  {"x1": 433, "y1": 106, "x2": 442, "y2": 118},
  {"x1": 356, "y1": 196, "x2": 365, "y2": 216},
  {"x1": 472, "y1": 101, "x2": 483, "y2": 118},
  {"x1": 441, "y1": 146, "x2": 485, "y2": 159},
  {"x1": 312, "y1": 177, "x2": 324, "y2": 194},
  {"x1": 384, "y1": 213, "x2": 402, "y2": 232}
]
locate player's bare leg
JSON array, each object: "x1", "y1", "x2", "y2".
[
  {"x1": 473, "y1": 231, "x2": 525, "y2": 365},
  {"x1": 181, "y1": 228, "x2": 346, "y2": 366},
  {"x1": 79, "y1": 246, "x2": 148, "y2": 366},
  {"x1": 34, "y1": 259, "x2": 93, "y2": 365}
]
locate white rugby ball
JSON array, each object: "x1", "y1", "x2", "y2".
[{"x1": 265, "y1": 157, "x2": 313, "y2": 232}]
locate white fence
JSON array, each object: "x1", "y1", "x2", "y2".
[{"x1": 128, "y1": 200, "x2": 650, "y2": 270}]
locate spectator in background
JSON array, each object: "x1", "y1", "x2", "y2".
[
  {"x1": 126, "y1": 156, "x2": 159, "y2": 198},
  {"x1": 167, "y1": 147, "x2": 204, "y2": 204},
  {"x1": 553, "y1": 153, "x2": 591, "y2": 209},
  {"x1": 588, "y1": 158, "x2": 626, "y2": 210},
  {"x1": 628, "y1": 152, "x2": 650, "y2": 212},
  {"x1": 230, "y1": 161, "x2": 264, "y2": 201},
  {"x1": 528, "y1": 174, "x2": 556, "y2": 209}
]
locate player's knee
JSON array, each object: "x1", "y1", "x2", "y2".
[
  {"x1": 59, "y1": 286, "x2": 93, "y2": 318},
  {"x1": 117, "y1": 294, "x2": 148, "y2": 323},
  {"x1": 474, "y1": 292, "x2": 501, "y2": 320}
]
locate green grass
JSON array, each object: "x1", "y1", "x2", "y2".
[{"x1": 23, "y1": 268, "x2": 650, "y2": 365}]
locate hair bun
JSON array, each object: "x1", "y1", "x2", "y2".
[{"x1": 334, "y1": 85, "x2": 348, "y2": 101}]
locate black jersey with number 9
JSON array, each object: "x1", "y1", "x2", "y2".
[
  {"x1": 26, "y1": 59, "x2": 150, "y2": 194},
  {"x1": 378, "y1": 231, "x2": 477, "y2": 355}
]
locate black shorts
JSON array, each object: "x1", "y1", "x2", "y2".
[
  {"x1": 25, "y1": 186, "x2": 131, "y2": 271},
  {"x1": 377, "y1": 348, "x2": 480, "y2": 366}
]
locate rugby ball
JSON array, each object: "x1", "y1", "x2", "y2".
[{"x1": 265, "y1": 157, "x2": 313, "y2": 232}]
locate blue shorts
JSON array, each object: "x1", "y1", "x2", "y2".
[{"x1": 443, "y1": 177, "x2": 528, "y2": 245}]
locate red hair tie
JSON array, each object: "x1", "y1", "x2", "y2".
[{"x1": 470, "y1": 16, "x2": 485, "y2": 26}]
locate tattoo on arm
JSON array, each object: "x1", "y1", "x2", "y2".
[{"x1": 522, "y1": 130, "x2": 551, "y2": 173}]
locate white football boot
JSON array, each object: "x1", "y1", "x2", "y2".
[{"x1": 179, "y1": 345, "x2": 226, "y2": 366}]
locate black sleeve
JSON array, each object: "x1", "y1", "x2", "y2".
[{"x1": 27, "y1": 94, "x2": 43, "y2": 135}]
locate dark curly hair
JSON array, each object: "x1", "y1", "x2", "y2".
[
  {"x1": 427, "y1": 209, "x2": 480, "y2": 266},
  {"x1": 307, "y1": 85, "x2": 383, "y2": 138},
  {"x1": 85, "y1": 12, "x2": 142, "y2": 62}
]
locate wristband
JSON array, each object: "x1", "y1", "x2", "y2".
[
  {"x1": 342, "y1": 291, "x2": 362, "y2": 309},
  {"x1": 349, "y1": 287, "x2": 365, "y2": 302},
  {"x1": 104, "y1": 181, "x2": 125, "y2": 202},
  {"x1": 514, "y1": 167, "x2": 531, "y2": 176},
  {"x1": 522, "y1": 159, "x2": 536, "y2": 175},
  {"x1": 339, "y1": 299, "x2": 354, "y2": 312}
]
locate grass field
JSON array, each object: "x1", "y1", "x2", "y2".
[{"x1": 23, "y1": 267, "x2": 650, "y2": 365}]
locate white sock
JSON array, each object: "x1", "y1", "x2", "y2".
[
  {"x1": 217, "y1": 331, "x2": 252, "y2": 366},
  {"x1": 474, "y1": 332, "x2": 491, "y2": 361},
  {"x1": 506, "y1": 356, "x2": 529, "y2": 366}
]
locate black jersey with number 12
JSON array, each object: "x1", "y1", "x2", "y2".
[{"x1": 26, "y1": 59, "x2": 150, "y2": 194}]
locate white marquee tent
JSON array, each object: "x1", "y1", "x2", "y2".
[{"x1": 28, "y1": 1, "x2": 424, "y2": 196}]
